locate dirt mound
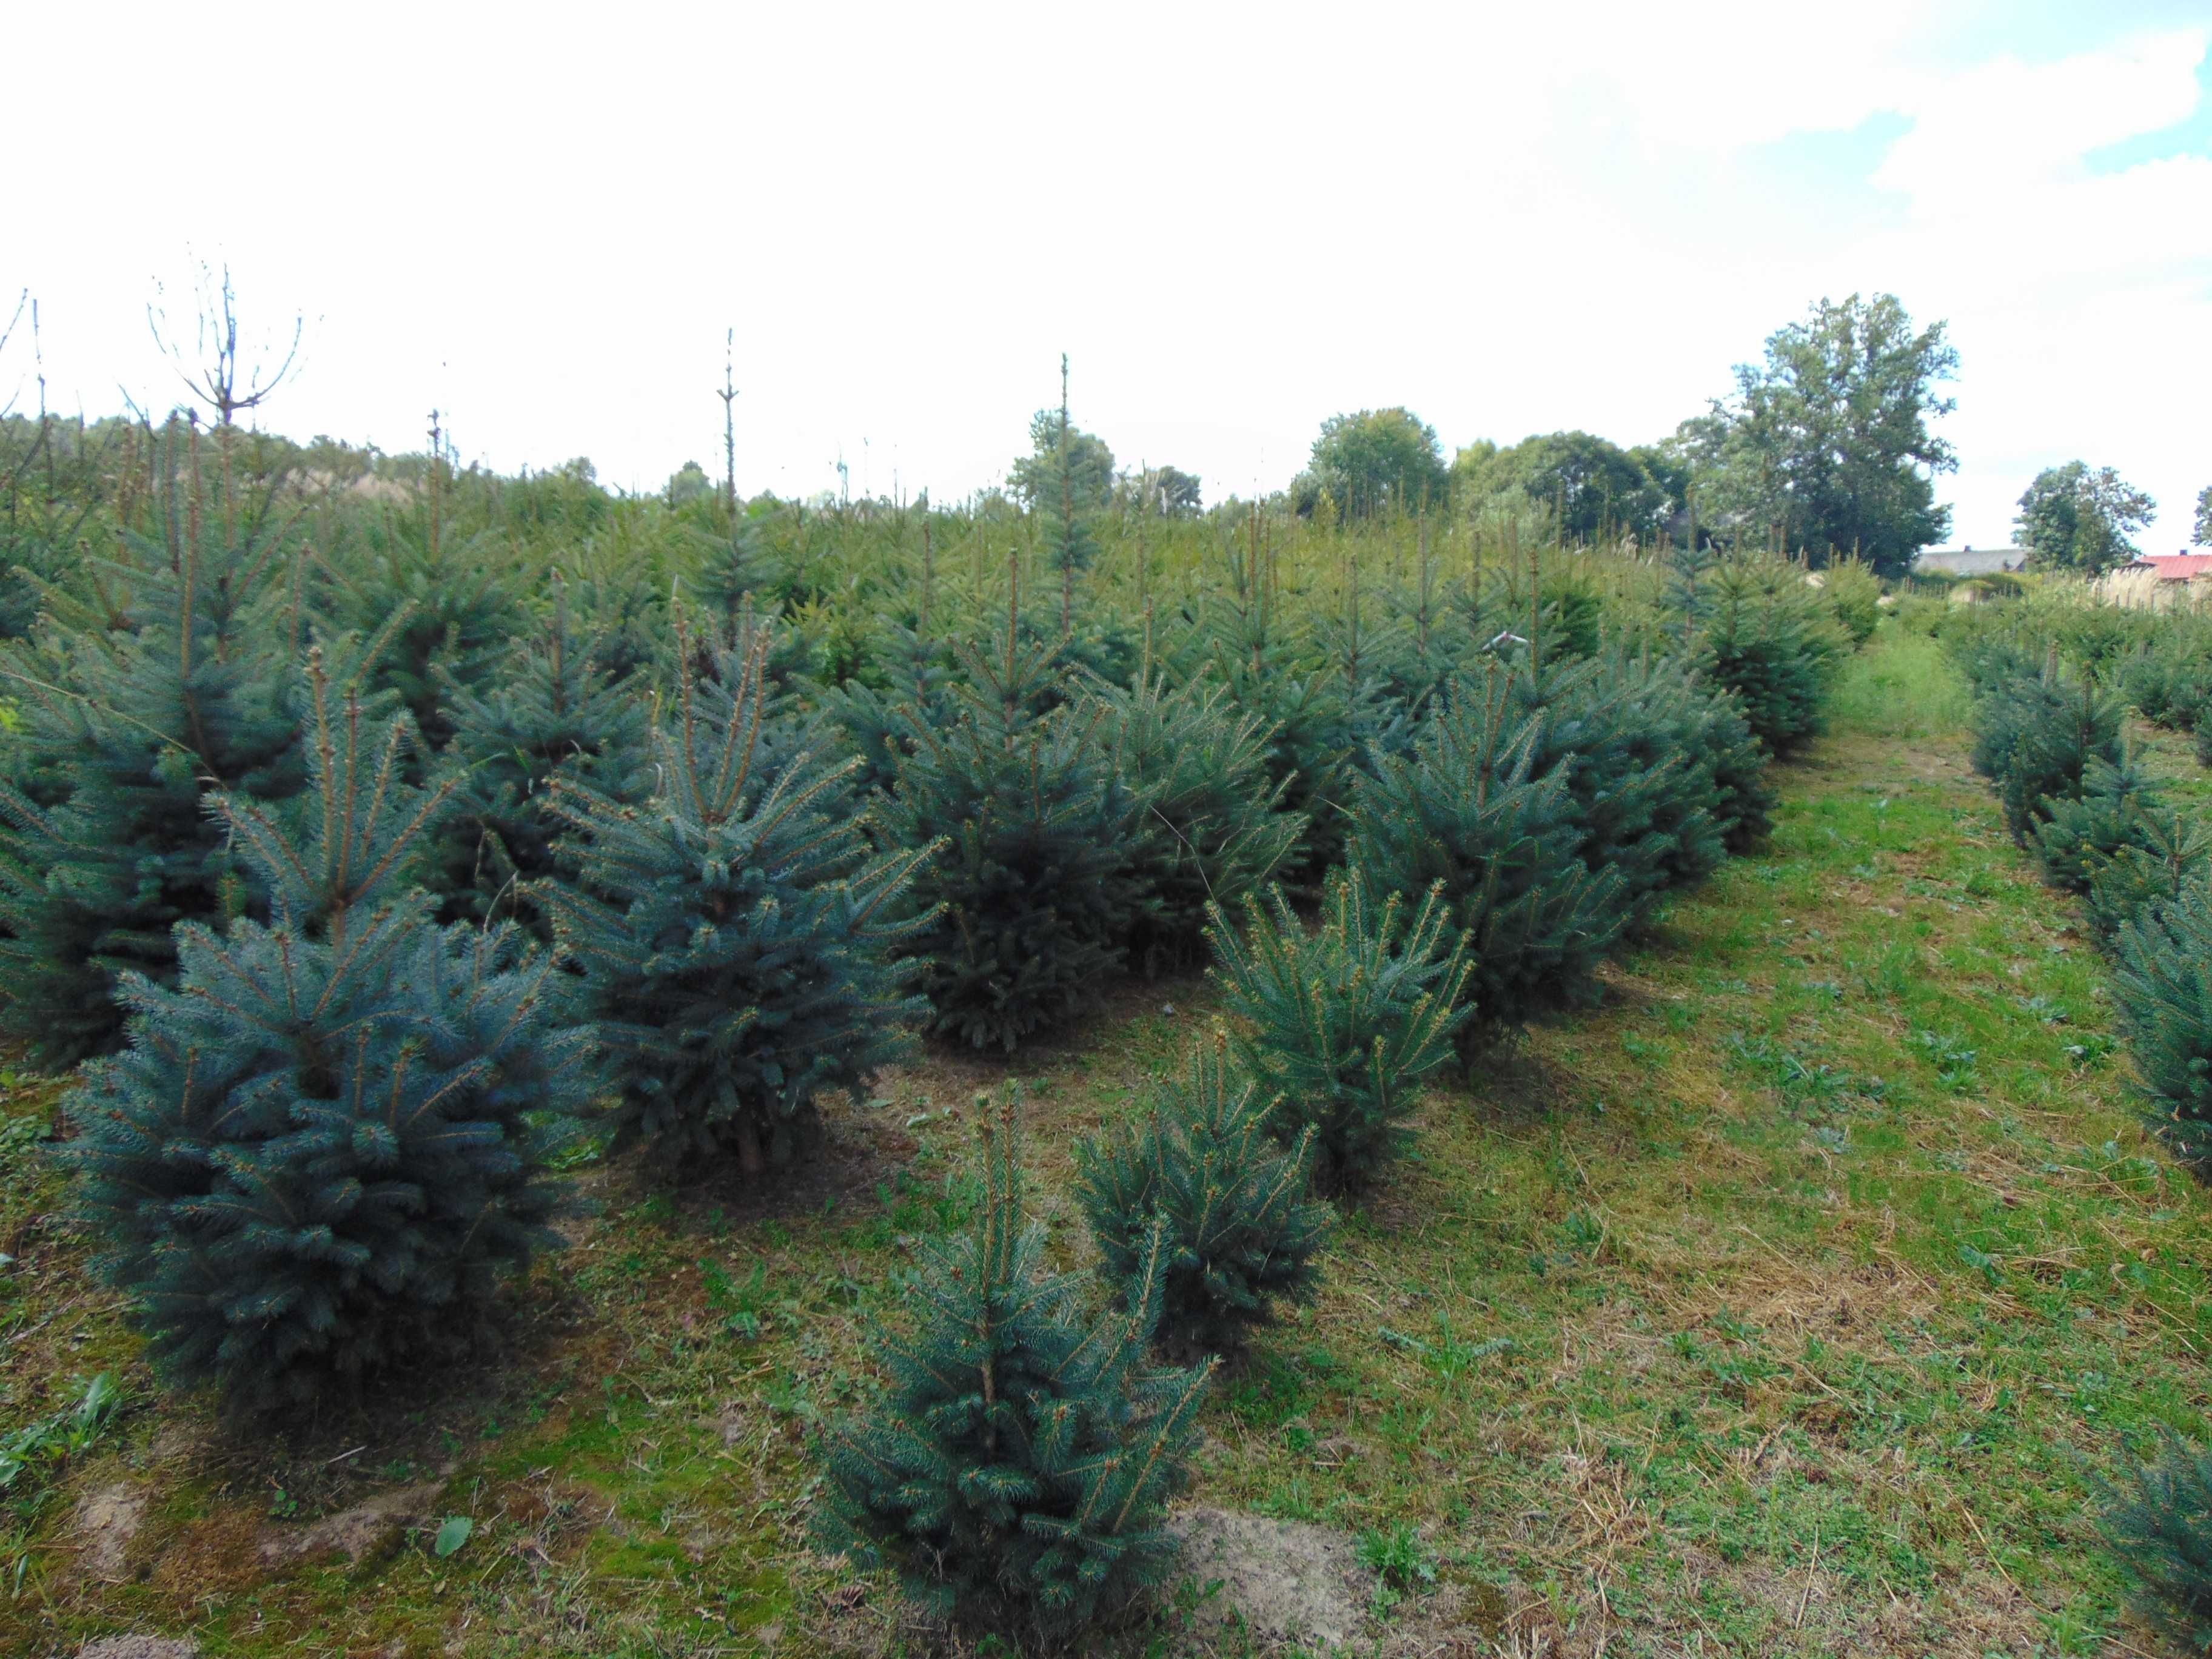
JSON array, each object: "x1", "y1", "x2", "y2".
[
  {"x1": 1173, "y1": 1506, "x2": 1372, "y2": 1650},
  {"x1": 72, "y1": 1483, "x2": 147, "y2": 1581},
  {"x1": 256, "y1": 1480, "x2": 446, "y2": 1569},
  {"x1": 74, "y1": 1638, "x2": 199, "y2": 1659}
]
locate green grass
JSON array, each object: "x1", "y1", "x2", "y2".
[{"x1": 4, "y1": 619, "x2": 2208, "y2": 1655}]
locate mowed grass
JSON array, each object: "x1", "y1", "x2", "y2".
[{"x1": 4, "y1": 620, "x2": 2210, "y2": 1657}]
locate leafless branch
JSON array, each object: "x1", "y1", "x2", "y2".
[
  {"x1": 147, "y1": 261, "x2": 308, "y2": 427},
  {"x1": 0, "y1": 288, "x2": 29, "y2": 420}
]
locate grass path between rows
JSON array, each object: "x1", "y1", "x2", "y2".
[{"x1": 5, "y1": 620, "x2": 2210, "y2": 1658}]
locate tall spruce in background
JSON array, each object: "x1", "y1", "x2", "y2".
[
  {"x1": 1040, "y1": 355, "x2": 1099, "y2": 634},
  {"x1": 881, "y1": 583, "x2": 1152, "y2": 1051},
  {"x1": 1663, "y1": 520, "x2": 1714, "y2": 651},
  {"x1": 820, "y1": 1099, "x2": 1212, "y2": 1637},
  {"x1": 1093, "y1": 663, "x2": 1302, "y2": 973},
  {"x1": 430, "y1": 578, "x2": 652, "y2": 932},
  {"x1": 1968, "y1": 660, "x2": 2125, "y2": 846},
  {"x1": 1349, "y1": 674, "x2": 1629, "y2": 1059},
  {"x1": 547, "y1": 622, "x2": 935, "y2": 1174},
  {"x1": 1695, "y1": 557, "x2": 1846, "y2": 757},
  {"x1": 1076, "y1": 1039, "x2": 1331, "y2": 1353},
  {"x1": 0, "y1": 416, "x2": 304, "y2": 1064},
  {"x1": 61, "y1": 659, "x2": 588, "y2": 1410},
  {"x1": 719, "y1": 327, "x2": 740, "y2": 521}
]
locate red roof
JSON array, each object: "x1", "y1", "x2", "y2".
[{"x1": 2127, "y1": 554, "x2": 2212, "y2": 580}]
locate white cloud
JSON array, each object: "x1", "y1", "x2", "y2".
[
  {"x1": 1874, "y1": 27, "x2": 2207, "y2": 203},
  {"x1": 2, "y1": 3, "x2": 2207, "y2": 546},
  {"x1": 1850, "y1": 26, "x2": 2212, "y2": 545}
]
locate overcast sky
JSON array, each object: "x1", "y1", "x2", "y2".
[{"x1": 7, "y1": 2, "x2": 2210, "y2": 549}]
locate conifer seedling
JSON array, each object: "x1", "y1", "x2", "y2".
[
  {"x1": 431, "y1": 576, "x2": 652, "y2": 933},
  {"x1": 1208, "y1": 868, "x2": 1471, "y2": 1193},
  {"x1": 1091, "y1": 665, "x2": 1301, "y2": 974},
  {"x1": 1076, "y1": 1037, "x2": 1331, "y2": 1353},
  {"x1": 2097, "y1": 1430, "x2": 2212, "y2": 1650},
  {"x1": 820, "y1": 1095, "x2": 1213, "y2": 1638}
]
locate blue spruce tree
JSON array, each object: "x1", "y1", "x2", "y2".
[
  {"x1": 1349, "y1": 670, "x2": 1629, "y2": 1059},
  {"x1": 0, "y1": 416, "x2": 304, "y2": 1064},
  {"x1": 1076, "y1": 1038, "x2": 1332, "y2": 1352},
  {"x1": 61, "y1": 653, "x2": 589, "y2": 1410},
  {"x1": 545, "y1": 621, "x2": 936, "y2": 1173},
  {"x1": 1207, "y1": 868, "x2": 1470, "y2": 1192},
  {"x1": 879, "y1": 586, "x2": 1153, "y2": 1051},
  {"x1": 820, "y1": 1097, "x2": 1213, "y2": 1637},
  {"x1": 429, "y1": 578, "x2": 652, "y2": 933}
]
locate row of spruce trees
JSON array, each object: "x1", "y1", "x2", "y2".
[
  {"x1": 1957, "y1": 627, "x2": 2212, "y2": 1650},
  {"x1": 5, "y1": 420, "x2": 1857, "y2": 1577},
  {"x1": 1934, "y1": 583, "x2": 2212, "y2": 773},
  {"x1": 811, "y1": 667, "x2": 1854, "y2": 1640},
  {"x1": 802, "y1": 557, "x2": 1857, "y2": 1636},
  {"x1": 1959, "y1": 634, "x2": 2212, "y2": 1165}
]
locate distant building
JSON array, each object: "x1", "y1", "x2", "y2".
[
  {"x1": 2119, "y1": 552, "x2": 2212, "y2": 584},
  {"x1": 2094, "y1": 551, "x2": 2212, "y2": 609},
  {"x1": 1914, "y1": 545, "x2": 2027, "y2": 577}
]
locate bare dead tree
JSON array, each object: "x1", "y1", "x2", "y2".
[
  {"x1": 147, "y1": 263, "x2": 306, "y2": 429},
  {"x1": 0, "y1": 288, "x2": 28, "y2": 420},
  {"x1": 0, "y1": 295, "x2": 71, "y2": 516},
  {"x1": 147, "y1": 264, "x2": 310, "y2": 542}
]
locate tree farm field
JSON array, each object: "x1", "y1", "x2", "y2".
[{"x1": 1, "y1": 622, "x2": 2200, "y2": 1657}]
